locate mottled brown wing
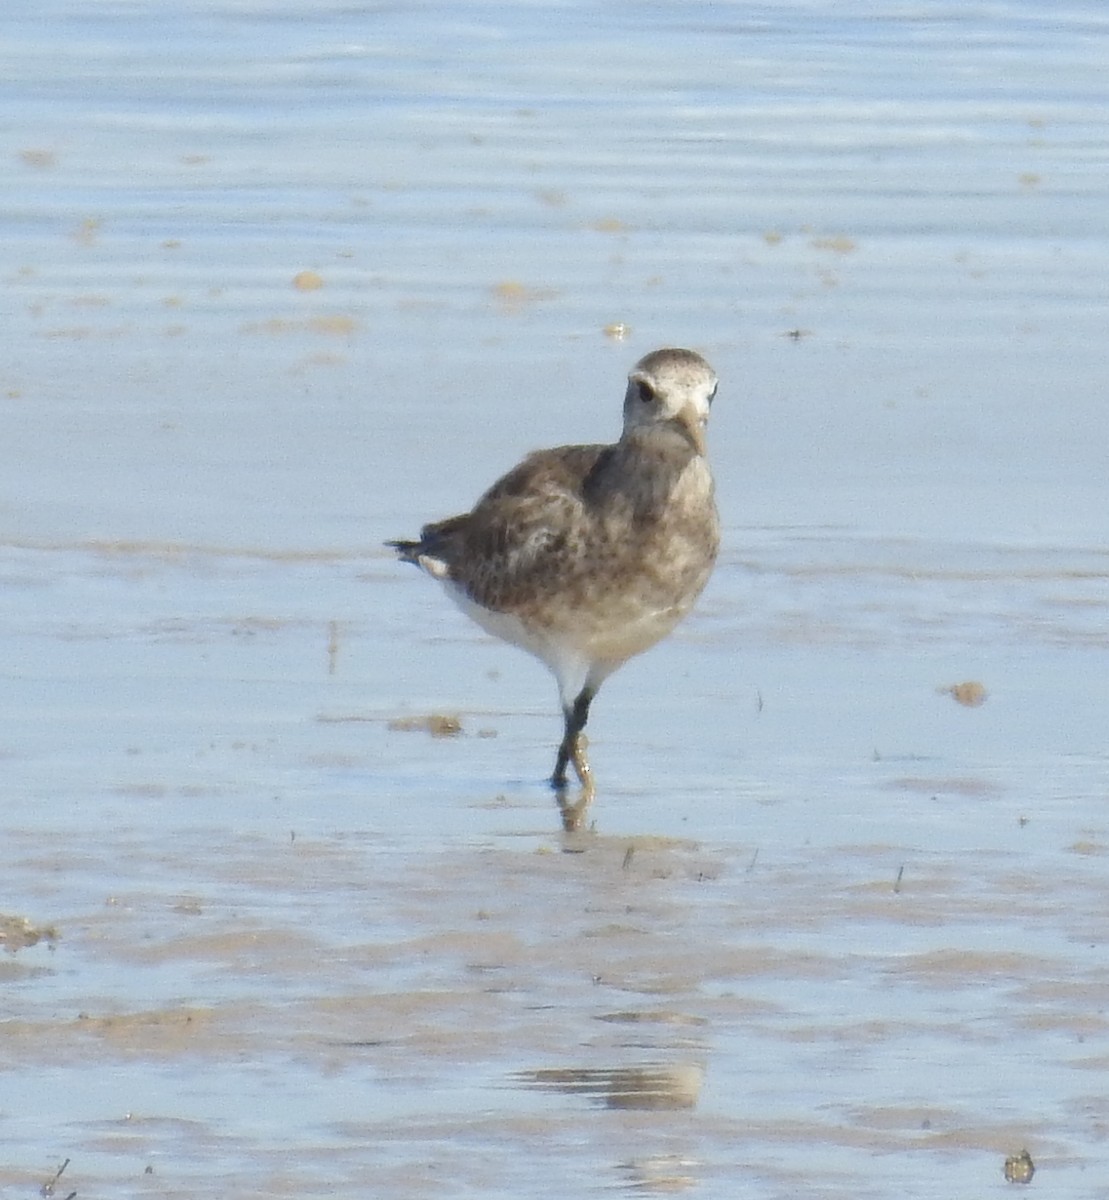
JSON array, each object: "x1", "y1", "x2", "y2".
[{"x1": 446, "y1": 444, "x2": 610, "y2": 611}]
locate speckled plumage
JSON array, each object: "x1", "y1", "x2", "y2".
[{"x1": 388, "y1": 347, "x2": 720, "y2": 824}]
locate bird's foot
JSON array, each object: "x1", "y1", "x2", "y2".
[{"x1": 551, "y1": 734, "x2": 595, "y2": 831}]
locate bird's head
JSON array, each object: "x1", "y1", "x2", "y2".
[{"x1": 622, "y1": 347, "x2": 718, "y2": 457}]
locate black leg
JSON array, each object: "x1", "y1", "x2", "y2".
[{"x1": 551, "y1": 686, "x2": 595, "y2": 789}]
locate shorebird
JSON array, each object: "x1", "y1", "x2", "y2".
[{"x1": 387, "y1": 348, "x2": 720, "y2": 824}]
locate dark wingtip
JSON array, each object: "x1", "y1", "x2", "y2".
[{"x1": 386, "y1": 538, "x2": 422, "y2": 564}]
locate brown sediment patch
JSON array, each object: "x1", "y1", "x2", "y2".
[
  {"x1": 489, "y1": 280, "x2": 557, "y2": 311},
  {"x1": 18, "y1": 148, "x2": 57, "y2": 169},
  {"x1": 889, "y1": 948, "x2": 1046, "y2": 987},
  {"x1": 595, "y1": 1009, "x2": 708, "y2": 1027},
  {"x1": 847, "y1": 1103, "x2": 963, "y2": 1132},
  {"x1": 0, "y1": 1006, "x2": 247, "y2": 1065},
  {"x1": 115, "y1": 928, "x2": 330, "y2": 973},
  {"x1": 810, "y1": 234, "x2": 857, "y2": 254},
  {"x1": 886, "y1": 775, "x2": 1003, "y2": 797},
  {"x1": 240, "y1": 315, "x2": 357, "y2": 336},
  {"x1": 1067, "y1": 839, "x2": 1107, "y2": 856},
  {"x1": 0, "y1": 913, "x2": 59, "y2": 952},
  {"x1": 1, "y1": 536, "x2": 364, "y2": 563},
  {"x1": 40, "y1": 324, "x2": 131, "y2": 339},
  {"x1": 387, "y1": 713, "x2": 464, "y2": 737},
  {"x1": 698, "y1": 944, "x2": 847, "y2": 984}
]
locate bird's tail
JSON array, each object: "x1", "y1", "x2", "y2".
[{"x1": 385, "y1": 538, "x2": 423, "y2": 565}]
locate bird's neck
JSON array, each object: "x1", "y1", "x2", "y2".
[
  {"x1": 617, "y1": 424, "x2": 700, "y2": 477},
  {"x1": 584, "y1": 426, "x2": 709, "y2": 521}
]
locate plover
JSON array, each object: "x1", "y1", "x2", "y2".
[{"x1": 388, "y1": 348, "x2": 720, "y2": 823}]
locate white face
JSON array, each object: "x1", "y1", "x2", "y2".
[{"x1": 621, "y1": 348, "x2": 718, "y2": 453}]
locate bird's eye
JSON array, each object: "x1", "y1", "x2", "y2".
[{"x1": 636, "y1": 380, "x2": 655, "y2": 404}]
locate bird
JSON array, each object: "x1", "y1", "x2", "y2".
[{"x1": 387, "y1": 347, "x2": 720, "y2": 825}]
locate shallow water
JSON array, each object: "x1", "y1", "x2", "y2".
[{"x1": 3, "y1": 2, "x2": 1109, "y2": 1197}]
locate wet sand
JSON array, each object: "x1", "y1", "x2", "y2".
[
  {"x1": 4, "y1": 536, "x2": 1108, "y2": 1197},
  {"x1": 4, "y1": 2, "x2": 1109, "y2": 1196}
]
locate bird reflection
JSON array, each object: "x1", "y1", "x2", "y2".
[{"x1": 515, "y1": 1063, "x2": 703, "y2": 1111}]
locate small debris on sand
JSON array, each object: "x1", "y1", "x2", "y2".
[
  {"x1": 387, "y1": 713, "x2": 464, "y2": 738},
  {"x1": 1003, "y1": 1148, "x2": 1035, "y2": 1184},
  {"x1": 940, "y1": 680, "x2": 988, "y2": 707}
]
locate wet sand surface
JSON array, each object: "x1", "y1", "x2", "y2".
[{"x1": 4, "y1": 3, "x2": 1109, "y2": 1197}]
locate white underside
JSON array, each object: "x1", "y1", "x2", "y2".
[
  {"x1": 417, "y1": 561, "x2": 682, "y2": 710},
  {"x1": 441, "y1": 579, "x2": 596, "y2": 708}
]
